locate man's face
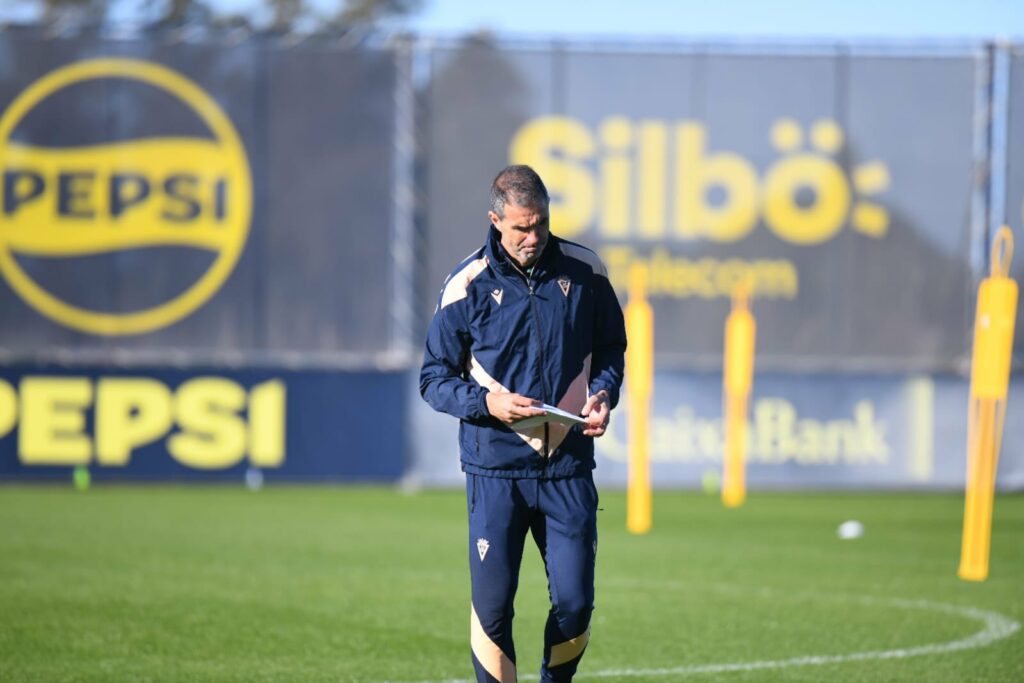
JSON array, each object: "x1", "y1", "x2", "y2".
[{"x1": 488, "y1": 201, "x2": 550, "y2": 269}]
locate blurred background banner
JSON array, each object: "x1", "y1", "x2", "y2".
[
  {"x1": 591, "y1": 373, "x2": 1024, "y2": 490},
  {"x1": 0, "y1": 365, "x2": 407, "y2": 481},
  {"x1": 0, "y1": 33, "x2": 406, "y2": 366},
  {"x1": 0, "y1": 33, "x2": 1020, "y2": 488},
  {"x1": 413, "y1": 39, "x2": 1021, "y2": 490},
  {"x1": 424, "y1": 42, "x2": 984, "y2": 371},
  {"x1": 410, "y1": 369, "x2": 1024, "y2": 490}
]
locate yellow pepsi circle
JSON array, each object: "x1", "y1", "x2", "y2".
[{"x1": 0, "y1": 58, "x2": 252, "y2": 335}]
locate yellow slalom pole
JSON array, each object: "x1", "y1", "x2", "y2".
[
  {"x1": 626, "y1": 264, "x2": 653, "y2": 535},
  {"x1": 722, "y1": 281, "x2": 756, "y2": 509},
  {"x1": 959, "y1": 226, "x2": 1017, "y2": 581}
]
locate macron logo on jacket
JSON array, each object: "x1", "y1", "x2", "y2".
[{"x1": 420, "y1": 227, "x2": 627, "y2": 480}]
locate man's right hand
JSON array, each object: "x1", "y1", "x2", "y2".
[{"x1": 485, "y1": 392, "x2": 545, "y2": 424}]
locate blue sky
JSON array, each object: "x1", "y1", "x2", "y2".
[
  {"x1": 3, "y1": 0, "x2": 1022, "y2": 39},
  {"x1": 388, "y1": 0, "x2": 1024, "y2": 40}
]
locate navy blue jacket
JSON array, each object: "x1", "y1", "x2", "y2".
[{"x1": 420, "y1": 226, "x2": 627, "y2": 479}]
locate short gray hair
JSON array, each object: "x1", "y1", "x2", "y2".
[{"x1": 490, "y1": 165, "x2": 549, "y2": 219}]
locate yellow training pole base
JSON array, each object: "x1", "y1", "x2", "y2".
[
  {"x1": 959, "y1": 399, "x2": 999, "y2": 582},
  {"x1": 722, "y1": 484, "x2": 745, "y2": 508},
  {"x1": 722, "y1": 392, "x2": 748, "y2": 508},
  {"x1": 627, "y1": 399, "x2": 652, "y2": 535},
  {"x1": 627, "y1": 485, "x2": 652, "y2": 535},
  {"x1": 722, "y1": 489, "x2": 745, "y2": 508}
]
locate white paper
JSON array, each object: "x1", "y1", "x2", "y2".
[{"x1": 512, "y1": 403, "x2": 589, "y2": 429}]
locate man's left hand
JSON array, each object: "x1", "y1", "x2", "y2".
[{"x1": 581, "y1": 390, "x2": 611, "y2": 437}]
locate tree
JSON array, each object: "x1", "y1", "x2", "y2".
[
  {"x1": 268, "y1": 0, "x2": 305, "y2": 33},
  {"x1": 334, "y1": 0, "x2": 420, "y2": 25},
  {"x1": 38, "y1": 0, "x2": 108, "y2": 25},
  {"x1": 2, "y1": 0, "x2": 422, "y2": 33},
  {"x1": 149, "y1": 0, "x2": 215, "y2": 28}
]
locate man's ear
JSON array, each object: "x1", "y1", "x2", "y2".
[{"x1": 488, "y1": 210, "x2": 501, "y2": 226}]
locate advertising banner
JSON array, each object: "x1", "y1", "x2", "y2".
[
  {"x1": 409, "y1": 371, "x2": 1024, "y2": 490},
  {"x1": 0, "y1": 35, "x2": 400, "y2": 362},
  {"x1": 424, "y1": 43, "x2": 983, "y2": 370},
  {"x1": 0, "y1": 365, "x2": 407, "y2": 481}
]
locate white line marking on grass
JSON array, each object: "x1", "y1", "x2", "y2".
[
  {"x1": 570, "y1": 597, "x2": 1020, "y2": 680},
  {"x1": 383, "y1": 593, "x2": 1019, "y2": 683}
]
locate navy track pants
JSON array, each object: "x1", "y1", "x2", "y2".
[{"x1": 466, "y1": 472, "x2": 599, "y2": 683}]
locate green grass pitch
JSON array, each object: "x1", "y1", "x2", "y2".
[{"x1": 0, "y1": 485, "x2": 1021, "y2": 682}]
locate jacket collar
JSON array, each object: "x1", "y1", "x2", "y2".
[{"x1": 485, "y1": 225, "x2": 559, "y2": 281}]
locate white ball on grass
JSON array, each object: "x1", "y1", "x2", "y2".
[{"x1": 837, "y1": 520, "x2": 864, "y2": 540}]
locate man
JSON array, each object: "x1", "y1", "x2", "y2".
[{"x1": 420, "y1": 165, "x2": 627, "y2": 682}]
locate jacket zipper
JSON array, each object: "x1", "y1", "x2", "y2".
[{"x1": 516, "y1": 264, "x2": 551, "y2": 461}]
